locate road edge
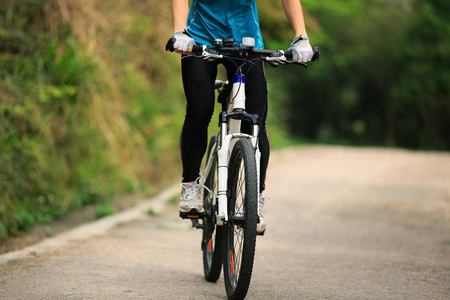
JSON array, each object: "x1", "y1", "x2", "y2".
[{"x1": 0, "y1": 185, "x2": 180, "y2": 265}]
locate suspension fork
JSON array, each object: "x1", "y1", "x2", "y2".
[{"x1": 216, "y1": 112, "x2": 261, "y2": 226}]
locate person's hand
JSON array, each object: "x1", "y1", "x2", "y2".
[
  {"x1": 288, "y1": 36, "x2": 313, "y2": 62},
  {"x1": 173, "y1": 30, "x2": 195, "y2": 55}
]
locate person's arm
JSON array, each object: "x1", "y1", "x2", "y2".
[
  {"x1": 171, "y1": 0, "x2": 193, "y2": 54},
  {"x1": 282, "y1": 0, "x2": 313, "y2": 62},
  {"x1": 281, "y1": 0, "x2": 308, "y2": 37},
  {"x1": 171, "y1": 0, "x2": 189, "y2": 32}
]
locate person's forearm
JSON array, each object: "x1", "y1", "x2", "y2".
[
  {"x1": 281, "y1": 0, "x2": 308, "y2": 37},
  {"x1": 171, "y1": 0, "x2": 189, "y2": 32}
]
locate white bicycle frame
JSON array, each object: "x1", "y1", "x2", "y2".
[{"x1": 200, "y1": 74, "x2": 261, "y2": 226}]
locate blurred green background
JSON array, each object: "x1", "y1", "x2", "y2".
[{"x1": 0, "y1": 0, "x2": 449, "y2": 243}]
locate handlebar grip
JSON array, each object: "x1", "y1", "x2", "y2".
[
  {"x1": 165, "y1": 38, "x2": 204, "y2": 54},
  {"x1": 285, "y1": 47, "x2": 319, "y2": 61},
  {"x1": 312, "y1": 46, "x2": 320, "y2": 61},
  {"x1": 192, "y1": 44, "x2": 204, "y2": 53},
  {"x1": 165, "y1": 37, "x2": 175, "y2": 52}
]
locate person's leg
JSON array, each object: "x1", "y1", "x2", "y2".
[
  {"x1": 180, "y1": 56, "x2": 217, "y2": 183},
  {"x1": 244, "y1": 59, "x2": 270, "y2": 234},
  {"x1": 179, "y1": 56, "x2": 218, "y2": 213},
  {"x1": 245, "y1": 60, "x2": 270, "y2": 194}
]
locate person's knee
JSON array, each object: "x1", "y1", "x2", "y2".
[{"x1": 186, "y1": 105, "x2": 214, "y2": 126}]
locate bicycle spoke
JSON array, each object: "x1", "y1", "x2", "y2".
[
  {"x1": 229, "y1": 228, "x2": 244, "y2": 287},
  {"x1": 237, "y1": 163, "x2": 246, "y2": 209},
  {"x1": 234, "y1": 228, "x2": 244, "y2": 279}
]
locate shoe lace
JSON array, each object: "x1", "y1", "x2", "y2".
[
  {"x1": 258, "y1": 194, "x2": 270, "y2": 215},
  {"x1": 181, "y1": 177, "x2": 211, "y2": 201}
]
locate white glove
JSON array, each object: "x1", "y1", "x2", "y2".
[
  {"x1": 173, "y1": 31, "x2": 195, "y2": 53},
  {"x1": 288, "y1": 36, "x2": 313, "y2": 62}
]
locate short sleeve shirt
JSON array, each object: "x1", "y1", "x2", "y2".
[{"x1": 186, "y1": 0, "x2": 264, "y2": 49}]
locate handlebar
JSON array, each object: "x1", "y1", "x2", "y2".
[
  {"x1": 286, "y1": 48, "x2": 320, "y2": 61},
  {"x1": 166, "y1": 37, "x2": 320, "y2": 66}
]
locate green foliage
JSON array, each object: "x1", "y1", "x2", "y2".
[
  {"x1": 146, "y1": 208, "x2": 156, "y2": 217},
  {"x1": 95, "y1": 204, "x2": 115, "y2": 219},
  {"x1": 390, "y1": 0, "x2": 450, "y2": 149},
  {"x1": 261, "y1": 0, "x2": 449, "y2": 149},
  {"x1": 0, "y1": 0, "x2": 181, "y2": 243},
  {"x1": 1, "y1": 2, "x2": 101, "y2": 240}
]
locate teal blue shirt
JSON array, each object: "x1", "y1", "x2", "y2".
[{"x1": 186, "y1": 0, "x2": 264, "y2": 49}]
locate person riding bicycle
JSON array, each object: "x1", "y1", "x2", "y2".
[{"x1": 171, "y1": 0, "x2": 313, "y2": 234}]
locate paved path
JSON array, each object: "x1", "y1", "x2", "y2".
[{"x1": 1, "y1": 146, "x2": 449, "y2": 299}]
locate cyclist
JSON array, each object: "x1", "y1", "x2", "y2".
[{"x1": 171, "y1": 0, "x2": 313, "y2": 234}]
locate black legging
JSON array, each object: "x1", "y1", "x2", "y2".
[{"x1": 180, "y1": 55, "x2": 270, "y2": 193}]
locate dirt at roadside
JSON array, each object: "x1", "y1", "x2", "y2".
[{"x1": 0, "y1": 194, "x2": 144, "y2": 254}]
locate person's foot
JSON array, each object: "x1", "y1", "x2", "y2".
[
  {"x1": 257, "y1": 193, "x2": 269, "y2": 234},
  {"x1": 179, "y1": 178, "x2": 204, "y2": 213}
]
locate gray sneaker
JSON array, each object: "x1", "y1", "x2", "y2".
[
  {"x1": 257, "y1": 194, "x2": 269, "y2": 234},
  {"x1": 179, "y1": 178, "x2": 205, "y2": 213}
]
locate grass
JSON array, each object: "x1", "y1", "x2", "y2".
[
  {"x1": 95, "y1": 204, "x2": 115, "y2": 219},
  {"x1": 146, "y1": 209, "x2": 157, "y2": 217},
  {"x1": 166, "y1": 195, "x2": 179, "y2": 206},
  {"x1": 0, "y1": 0, "x2": 180, "y2": 244}
]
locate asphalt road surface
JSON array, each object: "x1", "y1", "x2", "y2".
[{"x1": 1, "y1": 146, "x2": 449, "y2": 299}]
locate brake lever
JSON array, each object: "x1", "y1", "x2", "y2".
[
  {"x1": 266, "y1": 51, "x2": 286, "y2": 68},
  {"x1": 267, "y1": 59, "x2": 308, "y2": 68},
  {"x1": 284, "y1": 60, "x2": 308, "y2": 68},
  {"x1": 201, "y1": 49, "x2": 223, "y2": 61},
  {"x1": 267, "y1": 61, "x2": 281, "y2": 68}
]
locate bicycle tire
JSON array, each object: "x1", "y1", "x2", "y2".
[
  {"x1": 202, "y1": 135, "x2": 223, "y2": 282},
  {"x1": 223, "y1": 139, "x2": 258, "y2": 300}
]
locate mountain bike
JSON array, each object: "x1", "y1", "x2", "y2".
[{"x1": 167, "y1": 37, "x2": 319, "y2": 300}]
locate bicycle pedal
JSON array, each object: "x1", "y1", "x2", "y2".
[{"x1": 179, "y1": 210, "x2": 205, "y2": 219}]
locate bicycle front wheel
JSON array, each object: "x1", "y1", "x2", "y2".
[
  {"x1": 202, "y1": 135, "x2": 223, "y2": 282},
  {"x1": 223, "y1": 139, "x2": 258, "y2": 300}
]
